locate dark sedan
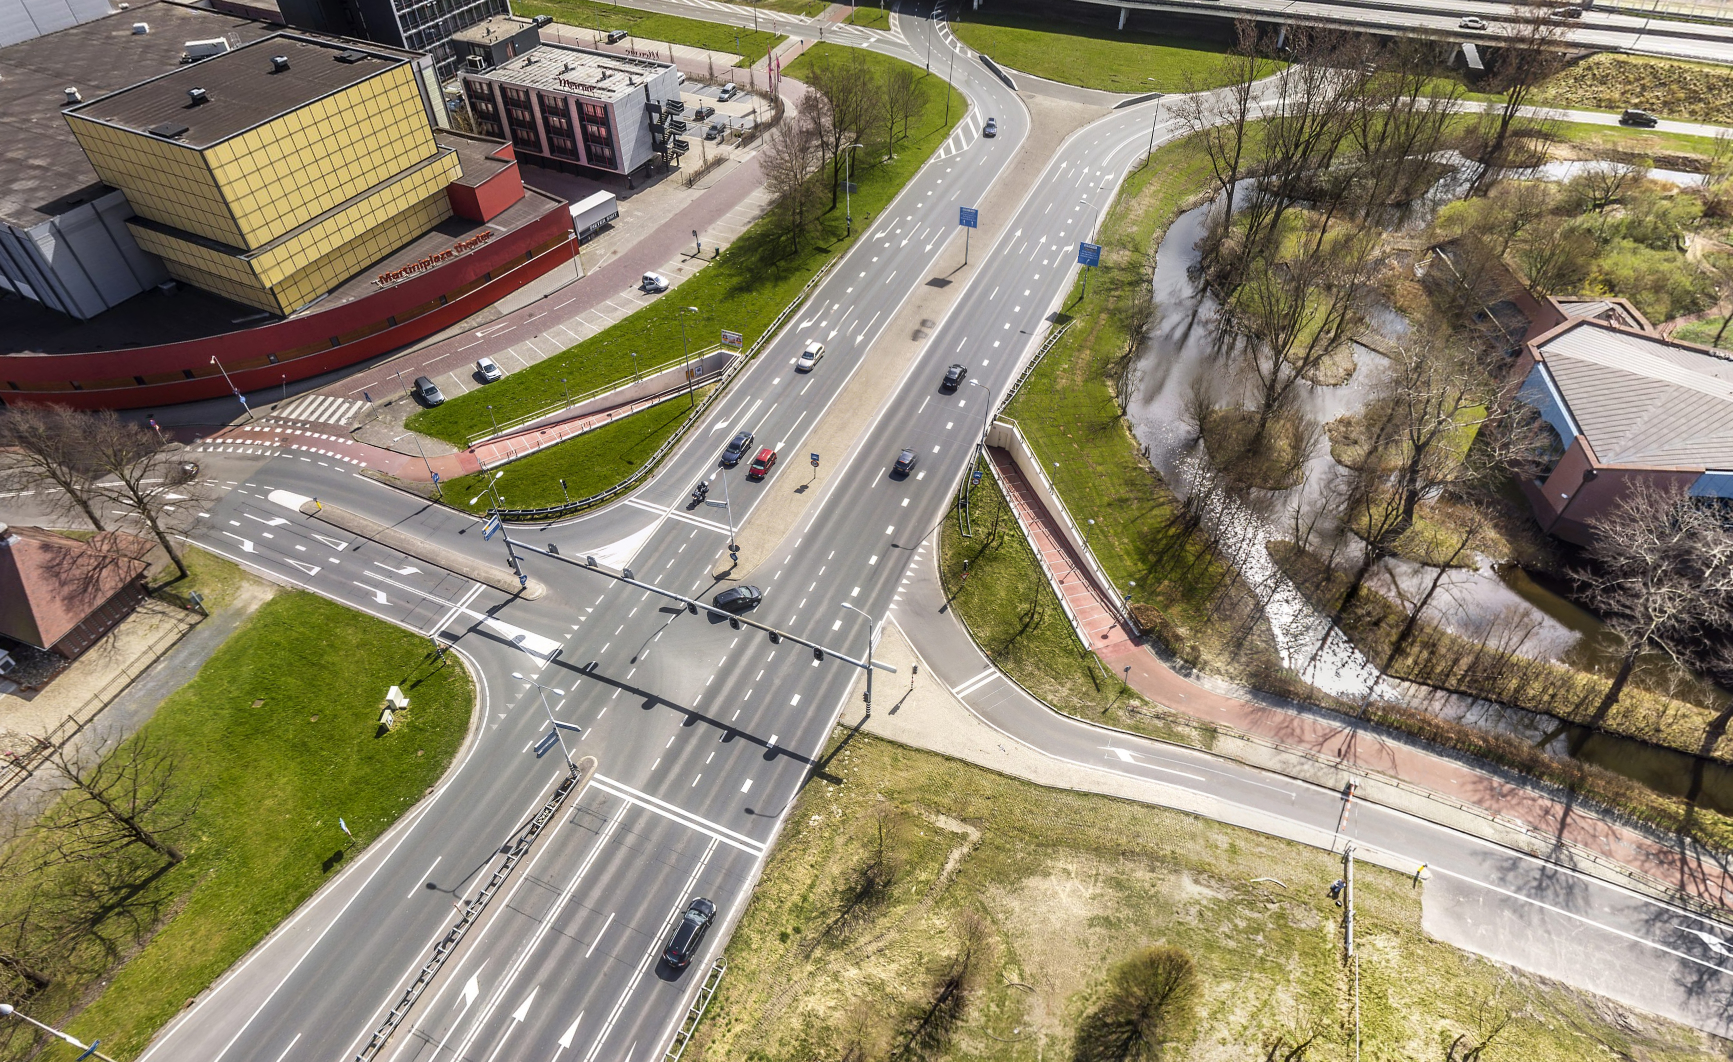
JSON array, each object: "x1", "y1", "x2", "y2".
[
  {"x1": 893, "y1": 448, "x2": 918, "y2": 476},
  {"x1": 942, "y1": 363, "x2": 967, "y2": 390},
  {"x1": 712, "y1": 586, "x2": 763, "y2": 613},
  {"x1": 721, "y1": 430, "x2": 754, "y2": 466},
  {"x1": 662, "y1": 897, "x2": 716, "y2": 970}
]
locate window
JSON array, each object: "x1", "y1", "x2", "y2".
[{"x1": 1511, "y1": 365, "x2": 1575, "y2": 482}]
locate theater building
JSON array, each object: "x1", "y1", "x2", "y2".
[{"x1": 0, "y1": 0, "x2": 575, "y2": 410}]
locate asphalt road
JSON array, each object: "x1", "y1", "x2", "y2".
[{"x1": 22, "y1": 7, "x2": 1730, "y2": 1062}]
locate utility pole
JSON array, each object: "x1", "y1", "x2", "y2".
[
  {"x1": 678, "y1": 306, "x2": 700, "y2": 405},
  {"x1": 1144, "y1": 96, "x2": 1162, "y2": 165},
  {"x1": 1345, "y1": 843, "x2": 1360, "y2": 1062},
  {"x1": 512, "y1": 672, "x2": 579, "y2": 772},
  {"x1": 844, "y1": 141, "x2": 862, "y2": 236},
  {"x1": 840, "y1": 602, "x2": 876, "y2": 716},
  {"x1": 209, "y1": 353, "x2": 254, "y2": 421}
]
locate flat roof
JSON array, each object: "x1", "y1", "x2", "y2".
[
  {"x1": 451, "y1": 13, "x2": 539, "y2": 45},
  {"x1": 66, "y1": 32, "x2": 407, "y2": 149},
  {"x1": 472, "y1": 41, "x2": 668, "y2": 102},
  {"x1": 0, "y1": 0, "x2": 276, "y2": 227},
  {"x1": 1535, "y1": 319, "x2": 1733, "y2": 470},
  {"x1": 0, "y1": 184, "x2": 565, "y2": 354}
]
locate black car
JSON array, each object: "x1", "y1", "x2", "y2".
[
  {"x1": 942, "y1": 363, "x2": 967, "y2": 390},
  {"x1": 722, "y1": 430, "x2": 754, "y2": 466},
  {"x1": 662, "y1": 897, "x2": 716, "y2": 969},
  {"x1": 713, "y1": 585, "x2": 763, "y2": 613},
  {"x1": 893, "y1": 448, "x2": 918, "y2": 476},
  {"x1": 1620, "y1": 108, "x2": 1659, "y2": 128}
]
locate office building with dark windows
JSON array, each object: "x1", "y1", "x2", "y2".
[{"x1": 459, "y1": 36, "x2": 679, "y2": 181}]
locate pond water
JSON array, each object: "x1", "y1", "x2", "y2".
[{"x1": 1121, "y1": 183, "x2": 1732, "y2": 806}]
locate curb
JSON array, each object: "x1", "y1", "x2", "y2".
[{"x1": 299, "y1": 499, "x2": 547, "y2": 600}]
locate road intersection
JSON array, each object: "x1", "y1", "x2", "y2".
[{"x1": 29, "y1": 5, "x2": 1732, "y2": 1059}]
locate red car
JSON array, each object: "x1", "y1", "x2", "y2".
[{"x1": 748, "y1": 447, "x2": 777, "y2": 479}]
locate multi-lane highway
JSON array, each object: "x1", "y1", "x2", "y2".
[{"x1": 57, "y1": 4, "x2": 1733, "y2": 1060}]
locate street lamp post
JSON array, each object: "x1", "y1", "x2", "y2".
[
  {"x1": 209, "y1": 354, "x2": 254, "y2": 421},
  {"x1": 677, "y1": 306, "x2": 700, "y2": 406},
  {"x1": 844, "y1": 142, "x2": 863, "y2": 236},
  {"x1": 0, "y1": 1003, "x2": 119, "y2": 1062},
  {"x1": 1144, "y1": 96, "x2": 1162, "y2": 165},
  {"x1": 839, "y1": 602, "x2": 877, "y2": 716},
  {"x1": 487, "y1": 404, "x2": 500, "y2": 437},
  {"x1": 511, "y1": 672, "x2": 579, "y2": 771},
  {"x1": 945, "y1": 41, "x2": 954, "y2": 125},
  {"x1": 965, "y1": 378, "x2": 993, "y2": 511}
]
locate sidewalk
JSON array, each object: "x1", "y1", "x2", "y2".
[{"x1": 983, "y1": 434, "x2": 1733, "y2": 909}]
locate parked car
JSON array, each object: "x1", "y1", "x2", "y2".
[
  {"x1": 705, "y1": 124, "x2": 723, "y2": 141},
  {"x1": 893, "y1": 447, "x2": 918, "y2": 476},
  {"x1": 748, "y1": 447, "x2": 777, "y2": 479},
  {"x1": 942, "y1": 363, "x2": 967, "y2": 389},
  {"x1": 718, "y1": 83, "x2": 739, "y2": 101},
  {"x1": 605, "y1": 28, "x2": 629, "y2": 43},
  {"x1": 1619, "y1": 108, "x2": 1660, "y2": 127},
  {"x1": 413, "y1": 375, "x2": 444, "y2": 406},
  {"x1": 694, "y1": 104, "x2": 716, "y2": 120},
  {"x1": 797, "y1": 340, "x2": 825, "y2": 371},
  {"x1": 1458, "y1": 15, "x2": 1487, "y2": 29},
  {"x1": 662, "y1": 897, "x2": 716, "y2": 969},
  {"x1": 641, "y1": 272, "x2": 671, "y2": 293},
  {"x1": 712, "y1": 586, "x2": 762, "y2": 613},
  {"x1": 983, "y1": 116, "x2": 997, "y2": 138},
  {"x1": 722, "y1": 430, "x2": 754, "y2": 467},
  {"x1": 476, "y1": 357, "x2": 502, "y2": 382}
]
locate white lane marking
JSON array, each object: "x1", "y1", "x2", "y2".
[
  {"x1": 355, "y1": 582, "x2": 389, "y2": 604},
  {"x1": 585, "y1": 912, "x2": 615, "y2": 959},
  {"x1": 221, "y1": 532, "x2": 256, "y2": 553},
  {"x1": 951, "y1": 670, "x2": 997, "y2": 697},
  {"x1": 588, "y1": 774, "x2": 765, "y2": 855},
  {"x1": 406, "y1": 857, "x2": 441, "y2": 900},
  {"x1": 582, "y1": 838, "x2": 719, "y2": 1062},
  {"x1": 741, "y1": 779, "x2": 753, "y2": 793},
  {"x1": 1099, "y1": 746, "x2": 1206, "y2": 782},
  {"x1": 373, "y1": 562, "x2": 423, "y2": 575},
  {"x1": 270, "y1": 1034, "x2": 301, "y2": 1062}
]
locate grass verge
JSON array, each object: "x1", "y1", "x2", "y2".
[
  {"x1": 512, "y1": 0, "x2": 785, "y2": 65},
  {"x1": 1538, "y1": 53, "x2": 1733, "y2": 125},
  {"x1": 949, "y1": 0, "x2": 1248, "y2": 94},
  {"x1": 24, "y1": 590, "x2": 472, "y2": 1061},
  {"x1": 843, "y1": 3, "x2": 890, "y2": 29},
  {"x1": 692, "y1": 733, "x2": 1715, "y2": 1060},
  {"x1": 1000, "y1": 134, "x2": 1292, "y2": 689},
  {"x1": 441, "y1": 387, "x2": 711, "y2": 514},
  {"x1": 407, "y1": 44, "x2": 965, "y2": 446}
]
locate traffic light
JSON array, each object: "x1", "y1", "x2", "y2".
[
  {"x1": 729, "y1": 617, "x2": 741, "y2": 630},
  {"x1": 687, "y1": 602, "x2": 698, "y2": 615},
  {"x1": 812, "y1": 646, "x2": 825, "y2": 662},
  {"x1": 768, "y1": 631, "x2": 781, "y2": 644}
]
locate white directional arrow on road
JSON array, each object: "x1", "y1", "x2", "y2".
[
  {"x1": 244, "y1": 513, "x2": 289, "y2": 527},
  {"x1": 353, "y1": 582, "x2": 388, "y2": 604},
  {"x1": 372, "y1": 562, "x2": 422, "y2": 575},
  {"x1": 555, "y1": 1012, "x2": 583, "y2": 1058},
  {"x1": 221, "y1": 532, "x2": 256, "y2": 553},
  {"x1": 480, "y1": 985, "x2": 539, "y2": 1062}
]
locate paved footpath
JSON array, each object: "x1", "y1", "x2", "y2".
[{"x1": 984, "y1": 441, "x2": 1733, "y2": 909}]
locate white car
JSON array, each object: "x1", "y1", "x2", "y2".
[
  {"x1": 796, "y1": 340, "x2": 825, "y2": 371},
  {"x1": 476, "y1": 357, "x2": 502, "y2": 382},
  {"x1": 641, "y1": 272, "x2": 671, "y2": 293},
  {"x1": 718, "y1": 83, "x2": 739, "y2": 102},
  {"x1": 1458, "y1": 15, "x2": 1487, "y2": 29}
]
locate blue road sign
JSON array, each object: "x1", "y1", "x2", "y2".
[
  {"x1": 431, "y1": 471, "x2": 441, "y2": 484},
  {"x1": 482, "y1": 514, "x2": 502, "y2": 541},
  {"x1": 959, "y1": 206, "x2": 979, "y2": 229},
  {"x1": 1077, "y1": 242, "x2": 1102, "y2": 267},
  {"x1": 810, "y1": 452, "x2": 820, "y2": 466},
  {"x1": 971, "y1": 469, "x2": 983, "y2": 484}
]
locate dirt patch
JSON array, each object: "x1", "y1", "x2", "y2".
[{"x1": 1539, "y1": 53, "x2": 1733, "y2": 126}]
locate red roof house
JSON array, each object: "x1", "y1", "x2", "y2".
[{"x1": 0, "y1": 524, "x2": 151, "y2": 658}]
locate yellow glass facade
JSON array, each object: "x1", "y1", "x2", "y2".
[{"x1": 64, "y1": 60, "x2": 457, "y2": 315}]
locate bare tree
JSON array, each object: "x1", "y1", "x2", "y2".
[
  {"x1": 883, "y1": 63, "x2": 917, "y2": 147},
  {"x1": 1466, "y1": 4, "x2": 1569, "y2": 197},
  {"x1": 0, "y1": 405, "x2": 109, "y2": 531},
  {"x1": 1072, "y1": 946, "x2": 1200, "y2": 1062},
  {"x1": 1181, "y1": 20, "x2": 1273, "y2": 283},
  {"x1": 1577, "y1": 483, "x2": 1733, "y2": 728},
  {"x1": 895, "y1": 911, "x2": 993, "y2": 1059},
  {"x1": 761, "y1": 97, "x2": 826, "y2": 250},
  {"x1": 806, "y1": 51, "x2": 883, "y2": 210},
  {"x1": 86, "y1": 410, "x2": 200, "y2": 579},
  {"x1": 37, "y1": 733, "x2": 194, "y2": 868}
]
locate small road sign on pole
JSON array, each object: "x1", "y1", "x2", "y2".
[
  {"x1": 1077, "y1": 242, "x2": 1102, "y2": 267},
  {"x1": 810, "y1": 452, "x2": 820, "y2": 467},
  {"x1": 959, "y1": 206, "x2": 978, "y2": 265},
  {"x1": 482, "y1": 514, "x2": 502, "y2": 541}
]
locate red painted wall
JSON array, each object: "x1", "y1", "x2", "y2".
[
  {"x1": 2, "y1": 202, "x2": 573, "y2": 411},
  {"x1": 448, "y1": 144, "x2": 526, "y2": 223}
]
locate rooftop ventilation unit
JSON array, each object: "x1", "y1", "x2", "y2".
[
  {"x1": 270, "y1": 55, "x2": 290, "y2": 72},
  {"x1": 465, "y1": 54, "x2": 487, "y2": 72},
  {"x1": 333, "y1": 49, "x2": 367, "y2": 64},
  {"x1": 149, "y1": 121, "x2": 190, "y2": 139},
  {"x1": 131, "y1": 21, "x2": 148, "y2": 33},
  {"x1": 63, "y1": 86, "x2": 81, "y2": 104},
  {"x1": 188, "y1": 87, "x2": 208, "y2": 105}
]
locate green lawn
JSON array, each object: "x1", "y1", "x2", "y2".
[
  {"x1": 719, "y1": 0, "x2": 828, "y2": 16},
  {"x1": 27, "y1": 588, "x2": 473, "y2": 1061},
  {"x1": 512, "y1": 0, "x2": 786, "y2": 65},
  {"x1": 441, "y1": 388, "x2": 709, "y2": 515},
  {"x1": 408, "y1": 44, "x2": 965, "y2": 447},
  {"x1": 691, "y1": 734, "x2": 1715, "y2": 1061},
  {"x1": 1552, "y1": 118, "x2": 1727, "y2": 161},
  {"x1": 949, "y1": 0, "x2": 1247, "y2": 94},
  {"x1": 1674, "y1": 317, "x2": 1731, "y2": 349},
  {"x1": 843, "y1": 2, "x2": 890, "y2": 29},
  {"x1": 939, "y1": 468, "x2": 1210, "y2": 749}
]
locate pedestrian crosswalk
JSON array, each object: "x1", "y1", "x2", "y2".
[{"x1": 277, "y1": 393, "x2": 367, "y2": 426}]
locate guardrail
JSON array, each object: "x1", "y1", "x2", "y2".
[
  {"x1": 998, "y1": 322, "x2": 1070, "y2": 412},
  {"x1": 475, "y1": 371, "x2": 728, "y2": 471},
  {"x1": 487, "y1": 259, "x2": 839, "y2": 522},
  {"x1": 663, "y1": 958, "x2": 727, "y2": 1062},
  {"x1": 463, "y1": 350, "x2": 706, "y2": 447}
]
